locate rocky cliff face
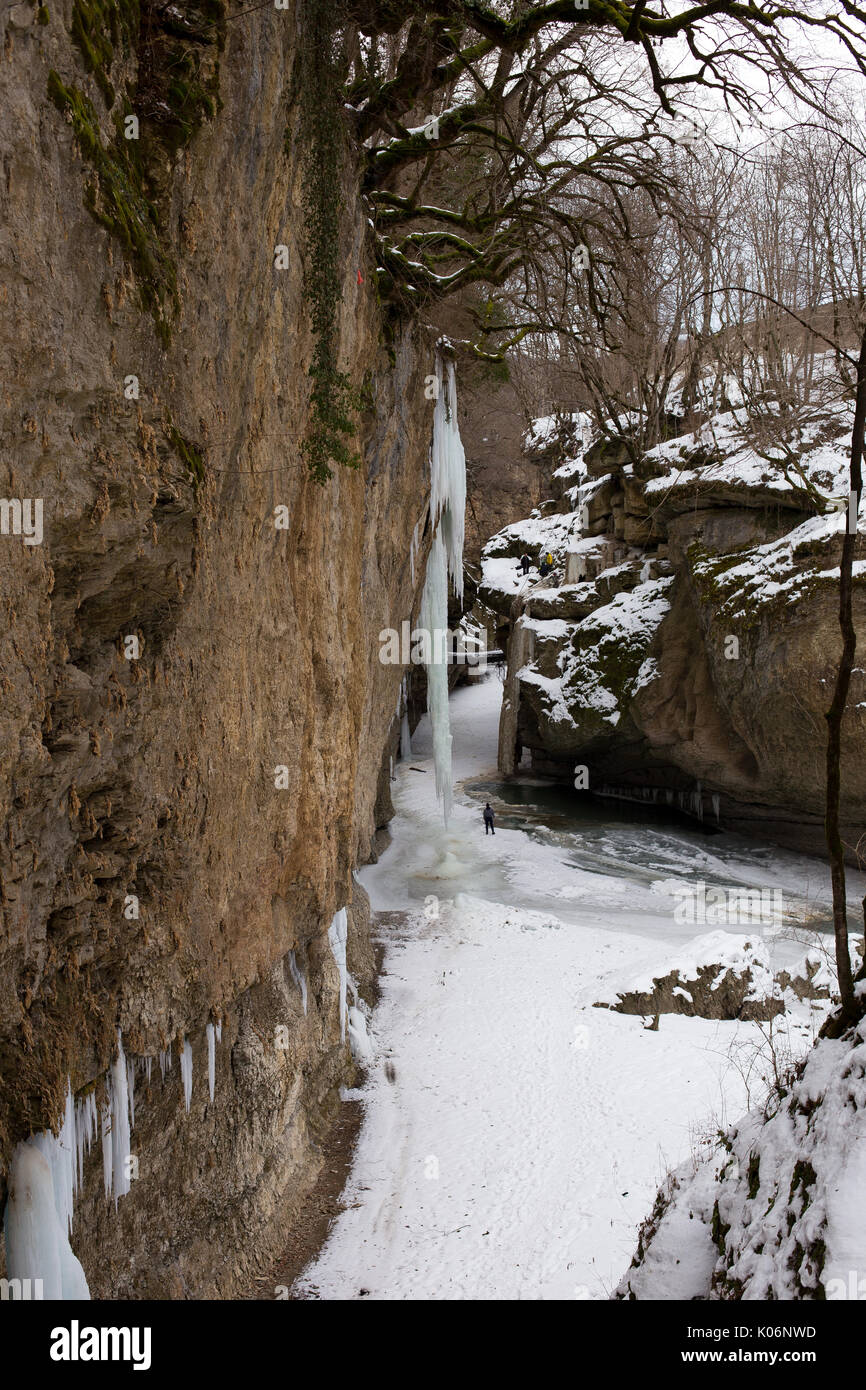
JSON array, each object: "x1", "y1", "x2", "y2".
[
  {"x1": 0, "y1": 0, "x2": 435, "y2": 1295},
  {"x1": 481, "y1": 405, "x2": 866, "y2": 855}
]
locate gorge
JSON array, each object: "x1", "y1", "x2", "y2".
[{"x1": 1, "y1": 0, "x2": 866, "y2": 1320}]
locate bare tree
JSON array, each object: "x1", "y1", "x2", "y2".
[{"x1": 338, "y1": 1, "x2": 866, "y2": 324}]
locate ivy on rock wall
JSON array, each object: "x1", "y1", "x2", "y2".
[{"x1": 295, "y1": 0, "x2": 361, "y2": 484}]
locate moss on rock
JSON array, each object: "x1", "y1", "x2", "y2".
[
  {"x1": 71, "y1": 0, "x2": 139, "y2": 108},
  {"x1": 48, "y1": 70, "x2": 178, "y2": 340}
]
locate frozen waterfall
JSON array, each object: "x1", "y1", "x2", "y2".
[
  {"x1": 419, "y1": 352, "x2": 467, "y2": 827},
  {"x1": 429, "y1": 357, "x2": 466, "y2": 601},
  {"x1": 420, "y1": 531, "x2": 453, "y2": 823}
]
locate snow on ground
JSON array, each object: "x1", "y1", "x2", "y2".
[
  {"x1": 296, "y1": 674, "x2": 861, "y2": 1301},
  {"x1": 617, "y1": 1020, "x2": 866, "y2": 1300}
]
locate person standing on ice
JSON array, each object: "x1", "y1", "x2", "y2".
[
  {"x1": 519, "y1": 552, "x2": 531, "y2": 575},
  {"x1": 483, "y1": 803, "x2": 495, "y2": 835}
]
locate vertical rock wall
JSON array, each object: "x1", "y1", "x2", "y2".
[{"x1": 0, "y1": 0, "x2": 434, "y2": 1294}]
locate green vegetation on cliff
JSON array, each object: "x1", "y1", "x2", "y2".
[
  {"x1": 294, "y1": 0, "x2": 361, "y2": 484},
  {"x1": 49, "y1": 0, "x2": 224, "y2": 343},
  {"x1": 47, "y1": 71, "x2": 178, "y2": 340}
]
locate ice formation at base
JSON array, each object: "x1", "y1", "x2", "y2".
[
  {"x1": 347, "y1": 985, "x2": 374, "y2": 1064},
  {"x1": 3, "y1": 1039, "x2": 133, "y2": 1297},
  {"x1": 4, "y1": 1145, "x2": 90, "y2": 1300},
  {"x1": 327, "y1": 907, "x2": 375, "y2": 1063},
  {"x1": 400, "y1": 709, "x2": 412, "y2": 760}
]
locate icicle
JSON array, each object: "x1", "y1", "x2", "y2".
[
  {"x1": 74, "y1": 1093, "x2": 89, "y2": 1194},
  {"x1": 126, "y1": 1055, "x2": 135, "y2": 1130},
  {"x1": 328, "y1": 908, "x2": 349, "y2": 1042},
  {"x1": 640, "y1": 559, "x2": 651, "y2": 583},
  {"x1": 145, "y1": 1056, "x2": 153, "y2": 1083},
  {"x1": 415, "y1": 354, "x2": 466, "y2": 828},
  {"x1": 107, "y1": 1035, "x2": 132, "y2": 1203},
  {"x1": 180, "y1": 1038, "x2": 193, "y2": 1113},
  {"x1": 215, "y1": 1019, "x2": 223, "y2": 1044},
  {"x1": 400, "y1": 709, "x2": 412, "y2": 760},
  {"x1": 101, "y1": 1097, "x2": 113, "y2": 1199},
  {"x1": 712, "y1": 793, "x2": 721, "y2": 824},
  {"x1": 289, "y1": 950, "x2": 308, "y2": 1016},
  {"x1": 206, "y1": 1023, "x2": 216, "y2": 1103},
  {"x1": 420, "y1": 530, "x2": 453, "y2": 824},
  {"x1": 410, "y1": 517, "x2": 422, "y2": 588},
  {"x1": 429, "y1": 357, "x2": 466, "y2": 599}
]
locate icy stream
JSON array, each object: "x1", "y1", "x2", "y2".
[{"x1": 378, "y1": 674, "x2": 857, "y2": 957}]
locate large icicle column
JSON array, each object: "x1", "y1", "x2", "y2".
[{"x1": 420, "y1": 354, "x2": 467, "y2": 826}]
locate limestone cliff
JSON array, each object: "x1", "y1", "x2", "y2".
[
  {"x1": 482, "y1": 405, "x2": 866, "y2": 855},
  {"x1": 0, "y1": 0, "x2": 435, "y2": 1295}
]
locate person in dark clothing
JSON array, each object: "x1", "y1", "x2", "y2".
[
  {"x1": 483, "y1": 803, "x2": 495, "y2": 835},
  {"x1": 520, "y1": 552, "x2": 531, "y2": 575}
]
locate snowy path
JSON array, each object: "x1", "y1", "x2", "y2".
[{"x1": 296, "y1": 675, "x2": 847, "y2": 1300}]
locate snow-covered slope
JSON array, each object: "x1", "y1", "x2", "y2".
[{"x1": 617, "y1": 1017, "x2": 866, "y2": 1300}]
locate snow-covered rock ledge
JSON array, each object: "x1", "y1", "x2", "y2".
[{"x1": 594, "y1": 931, "x2": 784, "y2": 1022}]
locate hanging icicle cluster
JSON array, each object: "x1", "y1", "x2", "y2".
[
  {"x1": 327, "y1": 907, "x2": 374, "y2": 1062},
  {"x1": 3, "y1": 1017, "x2": 224, "y2": 1299}
]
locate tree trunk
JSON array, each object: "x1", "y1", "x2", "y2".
[{"x1": 824, "y1": 324, "x2": 866, "y2": 1030}]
